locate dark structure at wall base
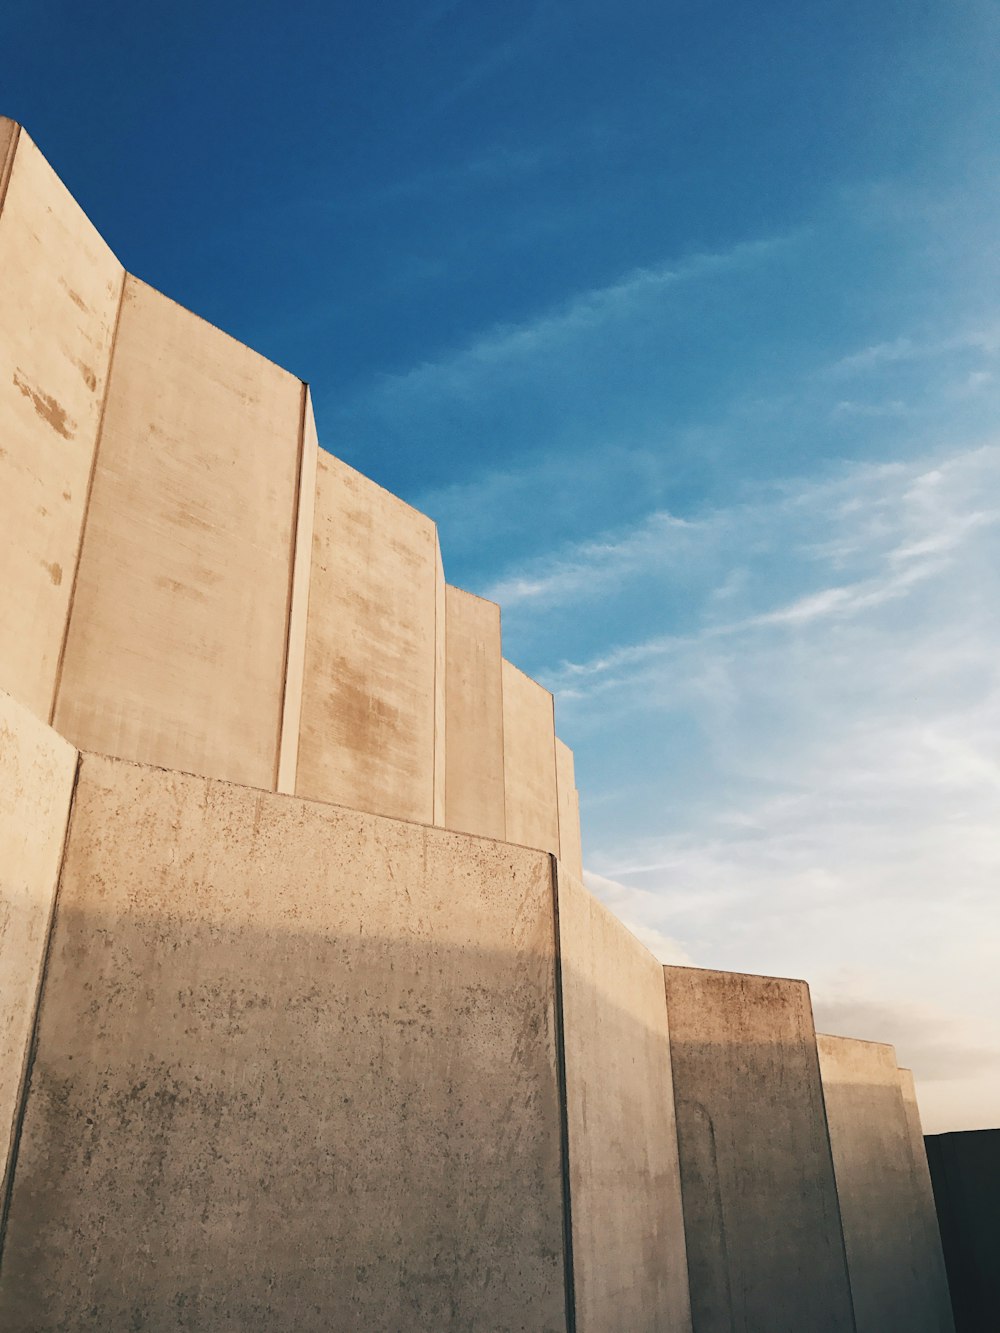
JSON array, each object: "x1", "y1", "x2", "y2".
[{"x1": 926, "y1": 1129, "x2": 1000, "y2": 1333}]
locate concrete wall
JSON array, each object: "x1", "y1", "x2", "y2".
[
  {"x1": 53, "y1": 276, "x2": 304, "y2": 790},
  {"x1": 818, "y1": 1034, "x2": 951, "y2": 1333},
  {"x1": 926, "y1": 1129, "x2": 1000, "y2": 1333},
  {"x1": 0, "y1": 754, "x2": 569, "y2": 1331},
  {"x1": 502, "y1": 658, "x2": 559, "y2": 855},
  {"x1": 558, "y1": 868, "x2": 691, "y2": 1332},
  {"x1": 0, "y1": 689, "x2": 77, "y2": 1194},
  {"x1": 555, "y1": 738, "x2": 583, "y2": 880},
  {"x1": 444, "y1": 586, "x2": 506, "y2": 840},
  {"x1": 0, "y1": 121, "x2": 124, "y2": 721},
  {"x1": 296, "y1": 453, "x2": 439, "y2": 825},
  {"x1": 898, "y1": 1069, "x2": 955, "y2": 1331},
  {"x1": 433, "y1": 536, "x2": 447, "y2": 826},
  {"x1": 664, "y1": 967, "x2": 855, "y2": 1333}
]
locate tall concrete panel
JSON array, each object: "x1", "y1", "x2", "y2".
[
  {"x1": 898, "y1": 1069, "x2": 955, "y2": 1331},
  {"x1": 297, "y1": 453, "x2": 439, "y2": 824},
  {"x1": 555, "y1": 738, "x2": 583, "y2": 880},
  {"x1": 53, "y1": 276, "x2": 303, "y2": 790},
  {"x1": 0, "y1": 122, "x2": 124, "y2": 720},
  {"x1": 664, "y1": 967, "x2": 855, "y2": 1333},
  {"x1": 433, "y1": 535, "x2": 447, "y2": 826},
  {"x1": 558, "y1": 869, "x2": 691, "y2": 1332},
  {"x1": 926, "y1": 1129, "x2": 1000, "y2": 1332},
  {"x1": 502, "y1": 658, "x2": 559, "y2": 854},
  {"x1": 0, "y1": 689, "x2": 77, "y2": 1192},
  {"x1": 818, "y1": 1034, "x2": 950, "y2": 1332},
  {"x1": 0, "y1": 754, "x2": 569, "y2": 1331},
  {"x1": 444, "y1": 586, "x2": 505, "y2": 839},
  {"x1": 276, "y1": 388, "x2": 319, "y2": 795}
]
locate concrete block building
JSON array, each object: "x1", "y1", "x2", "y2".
[{"x1": 0, "y1": 118, "x2": 956, "y2": 1330}]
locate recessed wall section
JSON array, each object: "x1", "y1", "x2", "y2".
[
  {"x1": 0, "y1": 122, "x2": 124, "y2": 720},
  {"x1": 296, "y1": 452, "x2": 439, "y2": 824},
  {"x1": 555, "y1": 738, "x2": 583, "y2": 880},
  {"x1": 53, "y1": 276, "x2": 303, "y2": 790}
]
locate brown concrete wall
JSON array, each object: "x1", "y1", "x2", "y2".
[
  {"x1": 296, "y1": 453, "x2": 439, "y2": 824},
  {"x1": 502, "y1": 658, "x2": 559, "y2": 854},
  {"x1": 664, "y1": 967, "x2": 855, "y2": 1333},
  {"x1": 444, "y1": 586, "x2": 506, "y2": 839},
  {"x1": 898, "y1": 1068, "x2": 955, "y2": 1331},
  {"x1": 555, "y1": 738, "x2": 583, "y2": 880},
  {"x1": 0, "y1": 754, "x2": 569, "y2": 1331},
  {"x1": 0, "y1": 689, "x2": 77, "y2": 1193},
  {"x1": 818, "y1": 1034, "x2": 951, "y2": 1333},
  {"x1": 276, "y1": 388, "x2": 319, "y2": 795},
  {"x1": 52, "y1": 276, "x2": 303, "y2": 790},
  {"x1": 0, "y1": 122, "x2": 124, "y2": 721},
  {"x1": 558, "y1": 869, "x2": 691, "y2": 1332}
]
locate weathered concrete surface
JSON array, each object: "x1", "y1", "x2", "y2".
[
  {"x1": 276, "y1": 387, "x2": 318, "y2": 795},
  {"x1": 433, "y1": 536, "x2": 446, "y2": 826},
  {"x1": 502, "y1": 659, "x2": 559, "y2": 855},
  {"x1": 898, "y1": 1069, "x2": 955, "y2": 1331},
  {"x1": 0, "y1": 689, "x2": 77, "y2": 1193},
  {"x1": 0, "y1": 755, "x2": 568, "y2": 1331},
  {"x1": 555, "y1": 738, "x2": 583, "y2": 880},
  {"x1": 818, "y1": 1034, "x2": 950, "y2": 1332},
  {"x1": 0, "y1": 122, "x2": 124, "y2": 721},
  {"x1": 444, "y1": 586, "x2": 506, "y2": 840},
  {"x1": 558, "y1": 869, "x2": 691, "y2": 1332},
  {"x1": 664, "y1": 967, "x2": 855, "y2": 1333},
  {"x1": 53, "y1": 276, "x2": 302, "y2": 790},
  {"x1": 297, "y1": 453, "x2": 439, "y2": 825},
  {"x1": 926, "y1": 1128, "x2": 1000, "y2": 1332}
]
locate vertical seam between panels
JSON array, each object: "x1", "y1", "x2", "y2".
[
  {"x1": 273, "y1": 380, "x2": 309, "y2": 791},
  {"x1": 0, "y1": 750, "x2": 82, "y2": 1269},
  {"x1": 550, "y1": 855, "x2": 577, "y2": 1332},
  {"x1": 0, "y1": 122, "x2": 22, "y2": 213},
  {"x1": 49, "y1": 270, "x2": 127, "y2": 726}
]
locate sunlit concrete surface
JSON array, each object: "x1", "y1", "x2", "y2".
[
  {"x1": 502, "y1": 657, "x2": 560, "y2": 854},
  {"x1": 898, "y1": 1068, "x2": 955, "y2": 1331},
  {"x1": 558, "y1": 868, "x2": 692, "y2": 1332},
  {"x1": 444, "y1": 585, "x2": 506, "y2": 838}
]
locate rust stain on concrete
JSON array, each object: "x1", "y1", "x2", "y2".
[
  {"x1": 43, "y1": 561, "x2": 63, "y2": 586},
  {"x1": 12, "y1": 371, "x2": 75, "y2": 439}
]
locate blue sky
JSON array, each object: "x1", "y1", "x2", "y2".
[{"x1": 5, "y1": 0, "x2": 1000, "y2": 1129}]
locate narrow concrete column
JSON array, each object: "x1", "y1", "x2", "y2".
[
  {"x1": 897, "y1": 1069, "x2": 955, "y2": 1331},
  {"x1": 444, "y1": 585, "x2": 505, "y2": 839},
  {"x1": 818, "y1": 1035, "x2": 955, "y2": 1332},
  {"x1": 664, "y1": 966, "x2": 856, "y2": 1333},
  {"x1": 0, "y1": 120, "x2": 124, "y2": 721},
  {"x1": 502, "y1": 658, "x2": 559, "y2": 854},
  {"x1": 555, "y1": 737, "x2": 583, "y2": 879}
]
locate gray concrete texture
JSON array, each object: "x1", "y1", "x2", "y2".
[
  {"x1": 0, "y1": 753, "x2": 570, "y2": 1331},
  {"x1": 53, "y1": 275, "x2": 304, "y2": 790},
  {"x1": 0, "y1": 689, "x2": 77, "y2": 1192},
  {"x1": 818, "y1": 1034, "x2": 955, "y2": 1333},
  {"x1": 663, "y1": 966, "x2": 856, "y2": 1333},
  {"x1": 0, "y1": 121, "x2": 124, "y2": 722},
  {"x1": 555, "y1": 739, "x2": 583, "y2": 881},
  {"x1": 558, "y1": 867, "x2": 691, "y2": 1332}
]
